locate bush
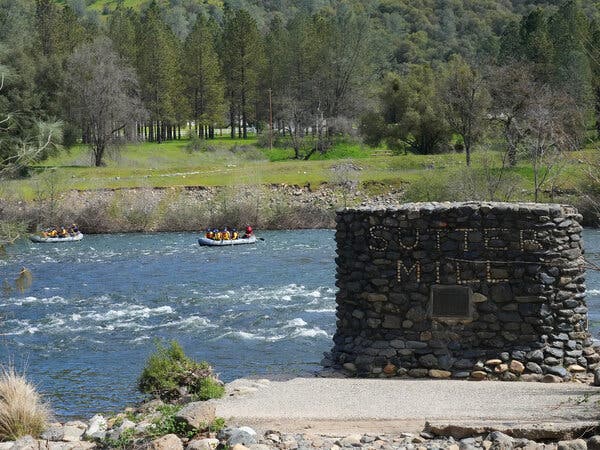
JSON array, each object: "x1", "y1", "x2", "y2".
[
  {"x1": 0, "y1": 366, "x2": 50, "y2": 441},
  {"x1": 148, "y1": 405, "x2": 196, "y2": 439},
  {"x1": 138, "y1": 341, "x2": 224, "y2": 403},
  {"x1": 196, "y1": 378, "x2": 225, "y2": 401}
]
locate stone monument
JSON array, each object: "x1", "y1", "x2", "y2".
[{"x1": 327, "y1": 202, "x2": 599, "y2": 381}]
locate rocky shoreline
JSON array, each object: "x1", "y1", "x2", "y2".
[{"x1": 6, "y1": 425, "x2": 600, "y2": 450}]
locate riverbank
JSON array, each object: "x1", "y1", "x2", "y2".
[
  {"x1": 2, "y1": 377, "x2": 600, "y2": 450},
  {"x1": 3, "y1": 183, "x2": 598, "y2": 234},
  {"x1": 1, "y1": 184, "x2": 404, "y2": 234}
]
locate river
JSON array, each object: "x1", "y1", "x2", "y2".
[{"x1": 1, "y1": 229, "x2": 600, "y2": 419}]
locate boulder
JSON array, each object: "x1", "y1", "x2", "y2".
[
  {"x1": 151, "y1": 434, "x2": 183, "y2": 450},
  {"x1": 485, "y1": 359, "x2": 502, "y2": 366},
  {"x1": 419, "y1": 354, "x2": 438, "y2": 368},
  {"x1": 429, "y1": 369, "x2": 452, "y2": 379},
  {"x1": 342, "y1": 363, "x2": 357, "y2": 372},
  {"x1": 11, "y1": 436, "x2": 38, "y2": 450},
  {"x1": 408, "y1": 368, "x2": 429, "y2": 378},
  {"x1": 568, "y1": 365, "x2": 586, "y2": 373},
  {"x1": 509, "y1": 360, "x2": 525, "y2": 374},
  {"x1": 542, "y1": 374, "x2": 563, "y2": 383},
  {"x1": 494, "y1": 363, "x2": 509, "y2": 373},
  {"x1": 62, "y1": 421, "x2": 87, "y2": 442},
  {"x1": 486, "y1": 431, "x2": 514, "y2": 449},
  {"x1": 587, "y1": 436, "x2": 600, "y2": 450},
  {"x1": 557, "y1": 439, "x2": 587, "y2": 450},
  {"x1": 176, "y1": 401, "x2": 216, "y2": 429},
  {"x1": 226, "y1": 427, "x2": 258, "y2": 447},
  {"x1": 383, "y1": 363, "x2": 396, "y2": 375},
  {"x1": 470, "y1": 371, "x2": 487, "y2": 380},
  {"x1": 186, "y1": 438, "x2": 220, "y2": 450},
  {"x1": 337, "y1": 434, "x2": 362, "y2": 447},
  {"x1": 42, "y1": 424, "x2": 65, "y2": 441},
  {"x1": 84, "y1": 414, "x2": 107, "y2": 439},
  {"x1": 521, "y1": 374, "x2": 543, "y2": 382},
  {"x1": 526, "y1": 362, "x2": 543, "y2": 374},
  {"x1": 545, "y1": 365, "x2": 568, "y2": 378}
]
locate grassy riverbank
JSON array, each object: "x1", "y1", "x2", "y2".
[
  {"x1": 1, "y1": 137, "x2": 598, "y2": 231},
  {"x1": 3, "y1": 138, "x2": 593, "y2": 195}
]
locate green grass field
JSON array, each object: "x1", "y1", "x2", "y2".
[{"x1": 1, "y1": 136, "x2": 594, "y2": 204}]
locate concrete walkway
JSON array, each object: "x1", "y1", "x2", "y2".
[{"x1": 215, "y1": 378, "x2": 600, "y2": 435}]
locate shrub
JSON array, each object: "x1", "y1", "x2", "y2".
[
  {"x1": 148, "y1": 405, "x2": 196, "y2": 439},
  {"x1": 186, "y1": 135, "x2": 204, "y2": 154},
  {"x1": 195, "y1": 378, "x2": 225, "y2": 401},
  {"x1": 0, "y1": 366, "x2": 50, "y2": 441},
  {"x1": 138, "y1": 341, "x2": 224, "y2": 402}
]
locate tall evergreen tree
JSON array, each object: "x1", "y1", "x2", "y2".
[
  {"x1": 221, "y1": 8, "x2": 264, "y2": 139},
  {"x1": 548, "y1": 0, "x2": 593, "y2": 108},
  {"x1": 108, "y1": 7, "x2": 139, "y2": 64},
  {"x1": 588, "y1": 19, "x2": 600, "y2": 136},
  {"x1": 136, "y1": 1, "x2": 181, "y2": 142},
  {"x1": 517, "y1": 8, "x2": 554, "y2": 82},
  {"x1": 182, "y1": 16, "x2": 224, "y2": 139}
]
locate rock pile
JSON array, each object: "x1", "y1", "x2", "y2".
[
  {"x1": 5, "y1": 422, "x2": 600, "y2": 450},
  {"x1": 329, "y1": 202, "x2": 600, "y2": 381}
]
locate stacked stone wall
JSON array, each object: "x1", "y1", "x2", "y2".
[{"x1": 329, "y1": 202, "x2": 600, "y2": 381}]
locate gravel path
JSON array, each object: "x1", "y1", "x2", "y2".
[{"x1": 215, "y1": 378, "x2": 600, "y2": 434}]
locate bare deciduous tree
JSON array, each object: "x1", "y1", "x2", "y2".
[
  {"x1": 331, "y1": 161, "x2": 361, "y2": 208},
  {"x1": 519, "y1": 85, "x2": 582, "y2": 202},
  {"x1": 487, "y1": 61, "x2": 536, "y2": 167},
  {"x1": 64, "y1": 36, "x2": 145, "y2": 167}
]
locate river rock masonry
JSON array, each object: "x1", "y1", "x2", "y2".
[{"x1": 328, "y1": 202, "x2": 600, "y2": 381}]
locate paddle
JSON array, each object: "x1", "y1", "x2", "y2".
[{"x1": 258, "y1": 237, "x2": 265, "y2": 241}]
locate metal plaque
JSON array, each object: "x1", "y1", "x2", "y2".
[{"x1": 430, "y1": 285, "x2": 472, "y2": 319}]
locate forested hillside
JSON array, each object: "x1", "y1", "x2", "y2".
[{"x1": 2, "y1": 0, "x2": 600, "y2": 174}]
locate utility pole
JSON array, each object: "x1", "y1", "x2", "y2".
[{"x1": 268, "y1": 88, "x2": 273, "y2": 151}]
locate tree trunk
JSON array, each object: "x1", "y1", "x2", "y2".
[
  {"x1": 230, "y1": 106, "x2": 235, "y2": 138},
  {"x1": 596, "y1": 86, "x2": 600, "y2": 138},
  {"x1": 242, "y1": 91, "x2": 247, "y2": 139},
  {"x1": 94, "y1": 144, "x2": 105, "y2": 167},
  {"x1": 149, "y1": 122, "x2": 154, "y2": 142},
  {"x1": 465, "y1": 144, "x2": 471, "y2": 166}
]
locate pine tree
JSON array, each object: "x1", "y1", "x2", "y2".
[
  {"x1": 136, "y1": 1, "x2": 181, "y2": 142},
  {"x1": 518, "y1": 8, "x2": 554, "y2": 81},
  {"x1": 221, "y1": 8, "x2": 264, "y2": 139},
  {"x1": 108, "y1": 7, "x2": 139, "y2": 64},
  {"x1": 182, "y1": 16, "x2": 224, "y2": 139},
  {"x1": 588, "y1": 19, "x2": 600, "y2": 137},
  {"x1": 548, "y1": 0, "x2": 593, "y2": 108}
]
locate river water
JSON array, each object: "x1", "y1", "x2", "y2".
[{"x1": 1, "y1": 229, "x2": 600, "y2": 419}]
